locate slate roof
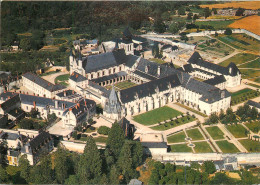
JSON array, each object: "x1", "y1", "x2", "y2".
[
  {"x1": 9, "y1": 150, "x2": 20, "y2": 157},
  {"x1": 70, "y1": 72, "x2": 87, "y2": 82},
  {"x1": 120, "y1": 74, "x2": 181, "y2": 103},
  {"x1": 55, "y1": 90, "x2": 80, "y2": 98},
  {"x1": 214, "y1": 160, "x2": 225, "y2": 170},
  {"x1": 187, "y1": 52, "x2": 241, "y2": 76},
  {"x1": 91, "y1": 71, "x2": 127, "y2": 84},
  {"x1": 133, "y1": 70, "x2": 157, "y2": 81},
  {"x1": 182, "y1": 64, "x2": 194, "y2": 73},
  {"x1": 247, "y1": 100, "x2": 260, "y2": 109},
  {"x1": 123, "y1": 27, "x2": 133, "y2": 41},
  {"x1": 104, "y1": 86, "x2": 122, "y2": 114},
  {"x1": 141, "y1": 142, "x2": 168, "y2": 148},
  {"x1": 0, "y1": 132, "x2": 19, "y2": 140},
  {"x1": 88, "y1": 81, "x2": 110, "y2": 97},
  {"x1": 29, "y1": 131, "x2": 52, "y2": 152},
  {"x1": 23, "y1": 72, "x2": 65, "y2": 92},
  {"x1": 82, "y1": 49, "x2": 127, "y2": 73},
  {"x1": 204, "y1": 75, "x2": 227, "y2": 85},
  {"x1": 0, "y1": 94, "x2": 20, "y2": 112}
]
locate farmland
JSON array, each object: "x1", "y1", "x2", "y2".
[
  {"x1": 228, "y1": 15, "x2": 260, "y2": 35},
  {"x1": 219, "y1": 53, "x2": 259, "y2": 67},
  {"x1": 200, "y1": 1, "x2": 260, "y2": 10},
  {"x1": 195, "y1": 20, "x2": 234, "y2": 30}
]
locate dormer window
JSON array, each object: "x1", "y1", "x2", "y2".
[
  {"x1": 229, "y1": 67, "x2": 232, "y2": 74},
  {"x1": 145, "y1": 66, "x2": 148, "y2": 73}
]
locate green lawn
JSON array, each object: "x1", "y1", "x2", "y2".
[
  {"x1": 170, "y1": 144, "x2": 193, "y2": 153},
  {"x1": 150, "y1": 58, "x2": 166, "y2": 64},
  {"x1": 115, "y1": 81, "x2": 136, "y2": 90},
  {"x1": 194, "y1": 142, "x2": 213, "y2": 153},
  {"x1": 240, "y1": 69, "x2": 260, "y2": 80},
  {"x1": 239, "y1": 139, "x2": 260, "y2": 152},
  {"x1": 151, "y1": 116, "x2": 196, "y2": 131},
  {"x1": 216, "y1": 140, "x2": 240, "y2": 153},
  {"x1": 167, "y1": 131, "x2": 186, "y2": 143},
  {"x1": 239, "y1": 58, "x2": 260, "y2": 68},
  {"x1": 55, "y1": 74, "x2": 70, "y2": 86},
  {"x1": 186, "y1": 128, "x2": 204, "y2": 141},
  {"x1": 40, "y1": 71, "x2": 59, "y2": 76},
  {"x1": 195, "y1": 20, "x2": 234, "y2": 30},
  {"x1": 226, "y1": 124, "x2": 248, "y2": 138},
  {"x1": 231, "y1": 88, "x2": 252, "y2": 97},
  {"x1": 206, "y1": 126, "x2": 225, "y2": 140},
  {"x1": 245, "y1": 121, "x2": 260, "y2": 134},
  {"x1": 133, "y1": 106, "x2": 182, "y2": 126},
  {"x1": 93, "y1": 136, "x2": 108, "y2": 143},
  {"x1": 219, "y1": 53, "x2": 258, "y2": 67}
]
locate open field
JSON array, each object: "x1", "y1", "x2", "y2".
[
  {"x1": 133, "y1": 106, "x2": 182, "y2": 126},
  {"x1": 151, "y1": 116, "x2": 196, "y2": 131},
  {"x1": 195, "y1": 20, "x2": 234, "y2": 30},
  {"x1": 219, "y1": 53, "x2": 258, "y2": 67},
  {"x1": 206, "y1": 126, "x2": 225, "y2": 140},
  {"x1": 186, "y1": 128, "x2": 204, "y2": 141},
  {"x1": 167, "y1": 131, "x2": 186, "y2": 143},
  {"x1": 216, "y1": 140, "x2": 240, "y2": 153},
  {"x1": 239, "y1": 139, "x2": 260, "y2": 152},
  {"x1": 226, "y1": 124, "x2": 247, "y2": 138},
  {"x1": 170, "y1": 144, "x2": 192, "y2": 153},
  {"x1": 200, "y1": 1, "x2": 260, "y2": 10},
  {"x1": 239, "y1": 58, "x2": 260, "y2": 68},
  {"x1": 217, "y1": 34, "x2": 260, "y2": 53},
  {"x1": 150, "y1": 58, "x2": 166, "y2": 64},
  {"x1": 240, "y1": 69, "x2": 260, "y2": 81},
  {"x1": 194, "y1": 142, "x2": 213, "y2": 153},
  {"x1": 245, "y1": 121, "x2": 260, "y2": 134},
  {"x1": 228, "y1": 15, "x2": 260, "y2": 35}
]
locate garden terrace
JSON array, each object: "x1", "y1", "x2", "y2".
[
  {"x1": 133, "y1": 106, "x2": 182, "y2": 126},
  {"x1": 151, "y1": 115, "x2": 196, "y2": 131},
  {"x1": 239, "y1": 139, "x2": 260, "y2": 152},
  {"x1": 186, "y1": 128, "x2": 204, "y2": 141},
  {"x1": 215, "y1": 140, "x2": 239, "y2": 153},
  {"x1": 167, "y1": 131, "x2": 186, "y2": 143},
  {"x1": 206, "y1": 126, "x2": 225, "y2": 140},
  {"x1": 245, "y1": 121, "x2": 260, "y2": 134},
  {"x1": 193, "y1": 141, "x2": 213, "y2": 153},
  {"x1": 231, "y1": 88, "x2": 260, "y2": 105},
  {"x1": 226, "y1": 124, "x2": 248, "y2": 138},
  {"x1": 170, "y1": 144, "x2": 192, "y2": 153}
]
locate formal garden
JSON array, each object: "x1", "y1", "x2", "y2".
[
  {"x1": 215, "y1": 140, "x2": 240, "y2": 153},
  {"x1": 206, "y1": 126, "x2": 225, "y2": 140},
  {"x1": 230, "y1": 88, "x2": 259, "y2": 105},
  {"x1": 170, "y1": 144, "x2": 192, "y2": 152},
  {"x1": 106, "y1": 80, "x2": 137, "y2": 90},
  {"x1": 167, "y1": 131, "x2": 186, "y2": 143},
  {"x1": 239, "y1": 139, "x2": 260, "y2": 152},
  {"x1": 219, "y1": 53, "x2": 258, "y2": 67},
  {"x1": 193, "y1": 141, "x2": 213, "y2": 153},
  {"x1": 186, "y1": 128, "x2": 204, "y2": 141}
]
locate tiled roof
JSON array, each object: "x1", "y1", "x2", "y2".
[
  {"x1": 69, "y1": 72, "x2": 87, "y2": 82},
  {"x1": 22, "y1": 72, "x2": 65, "y2": 92},
  {"x1": 133, "y1": 70, "x2": 157, "y2": 81}
]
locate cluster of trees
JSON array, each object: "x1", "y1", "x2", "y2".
[
  {"x1": 0, "y1": 123, "x2": 143, "y2": 184},
  {"x1": 148, "y1": 160, "x2": 259, "y2": 185},
  {"x1": 231, "y1": 91, "x2": 260, "y2": 105},
  {"x1": 205, "y1": 104, "x2": 259, "y2": 125},
  {"x1": 97, "y1": 126, "x2": 111, "y2": 135}
]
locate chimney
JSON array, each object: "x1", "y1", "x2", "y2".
[
  {"x1": 33, "y1": 101, "x2": 36, "y2": 108},
  {"x1": 33, "y1": 93, "x2": 35, "y2": 96},
  {"x1": 84, "y1": 100, "x2": 86, "y2": 106},
  {"x1": 25, "y1": 145, "x2": 29, "y2": 153},
  {"x1": 72, "y1": 91, "x2": 75, "y2": 94},
  {"x1": 55, "y1": 100, "x2": 58, "y2": 108},
  {"x1": 69, "y1": 108, "x2": 72, "y2": 111},
  {"x1": 7, "y1": 150, "x2": 10, "y2": 156},
  {"x1": 64, "y1": 91, "x2": 66, "y2": 97}
]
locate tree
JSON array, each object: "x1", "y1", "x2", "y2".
[
  {"x1": 187, "y1": 12, "x2": 193, "y2": 20},
  {"x1": 215, "y1": 32, "x2": 219, "y2": 37},
  {"x1": 54, "y1": 147, "x2": 69, "y2": 184},
  {"x1": 210, "y1": 172, "x2": 235, "y2": 184},
  {"x1": 178, "y1": 7, "x2": 185, "y2": 15},
  {"x1": 31, "y1": 30, "x2": 45, "y2": 50},
  {"x1": 65, "y1": 175, "x2": 80, "y2": 185},
  {"x1": 19, "y1": 155, "x2": 31, "y2": 183},
  {"x1": 97, "y1": 126, "x2": 110, "y2": 135},
  {"x1": 154, "y1": 17, "x2": 166, "y2": 33},
  {"x1": 224, "y1": 28, "x2": 232, "y2": 35},
  {"x1": 193, "y1": 14, "x2": 199, "y2": 21},
  {"x1": 202, "y1": 161, "x2": 216, "y2": 174},
  {"x1": 20, "y1": 38, "x2": 31, "y2": 51},
  {"x1": 78, "y1": 136, "x2": 103, "y2": 184},
  {"x1": 109, "y1": 165, "x2": 120, "y2": 184},
  {"x1": 0, "y1": 165, "x2": 8, "y2": 183},
  {"x1": 47, "y1": 113, "x2": 57, "y2": 123},
  {"x1": 204, "y1": 7, "x2": 211, "y2": 18},
  {"x1": 106, "y1": 123, "x2": 125, "y2": 161}
]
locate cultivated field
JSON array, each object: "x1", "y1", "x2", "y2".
[
  {"x1": 200, "y1": 1, "x2": 260, "y2": 10},
  {"x1": 219, "y1": 53, "x2": 259, "y2": 67},
  {"x1": 228, "y1": 15, "x2": 260, "y2": 35},
  {"x1": 195, "y1": 20, "x2": 234, "y2": 30}
]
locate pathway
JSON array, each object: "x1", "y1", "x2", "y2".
[
  {"x1": 183, "y1": 129, "x2": 196, "y2": 153},
  {"x1": 218, "y1": 123, "x2": 248, "y2": 153},
  {"x1": 237, "y1": 57, "x2": 260, "y2": 66},
  {"x1": 200, "y1": 124, "x2": 221, "y2": 153},
  {"x1": 42, "y1": 71, "x2": 69, "y2": 84}
]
